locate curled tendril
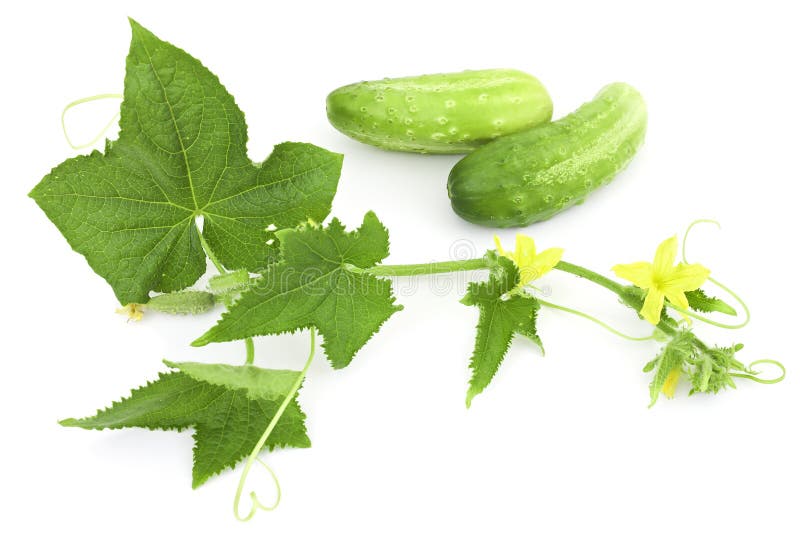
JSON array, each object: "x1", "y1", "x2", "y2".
[
  {"x1": 234, "y1": 328, "x2": 317, "y2": 522},
  {"x1": 235, "y1": 458, "x2": 283, "y2": 521},
  {"x1": 538, "y1": 298, "x2": 658, "y2": 342},
  {"x1": 61, "y1": 93, "x2": 123, "y2": 149},
  {"x1": 669, "y1": 219, "x2": 751, "y2": 329},
  {"x1": 731, "y1": 359, "x2": 786, "y2": 385}
]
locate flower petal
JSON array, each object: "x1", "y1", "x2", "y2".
[
  {"x1": 652, "y1": 236, "x2": 678, "y2": 277},
  {"x1": 661, "y1": 367, "x2": 681, "y2": 399},
  {"x1": 612, "y1": 261, "x2": 654, "y2": 288},
  {"x1": 117, "y1": 303, "x2": 144, "y2": 321},
  {"x1": 526, "y1": 247, "x2": 564, "y2": 282},
  {"x1": 514, "y1": 234, "x2": 537, "y2": 266},
  {"x1": 664, "y1": 288, "x2": 689, "y2": 310},
  {"x1": 517, "y1": 247, "x2": 561, "y2": 286},
  {"x1": 663, "y1": 263, "x2": 710, "y2": 292},
  {"x1": 641, "y1": 288, "x2": 665, "y2": 325},
  {"x1": 494, "y1": 235, "x2": 508, "y2": 258}
]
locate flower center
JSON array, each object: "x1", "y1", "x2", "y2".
[{"x1": 651, "y1": 274, "x2": 665, "y2": 292}]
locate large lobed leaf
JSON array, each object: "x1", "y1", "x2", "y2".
[
  {"x1": 60, "y1": 360, "x2": 310, "y2": 488},
  {"x1": 193, "y1": 212, "x2": 402, "y2": 369},
  {"x1": 30, "y1": 20, "x2": 341, "y2": 304}
]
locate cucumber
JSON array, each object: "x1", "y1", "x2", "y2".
[
  {"x1": 207, "y1": 269, "x2": 251, "y2": 294},
  {"x1": 144, "y1": 291, "x2": 216, "y2": 315},
  {"x1": 326, "y1": 69, "x2": 553, "y2": 154},
  {"x1": 447, "y1": 82, "x2": 647, "y2": 227}
]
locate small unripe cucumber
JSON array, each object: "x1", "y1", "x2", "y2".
[
  {"x1": 447, "y1": 82, "x2": 647, "y2": 227},
  {"x1": 326, "y1": 69, "x2": 553, "y2": 154},
  {"x1": 207, "y1": 269, "x2": 251, "y2": 294},
  {"x1": 144, "y1": 291, "x2": 216, "y2": 315}
]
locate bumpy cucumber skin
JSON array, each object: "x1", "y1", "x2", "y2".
[
  {"x1": 207, "y1": 269, "x2": 250, "y2": 294},
  {"x1": 326, "y1": 69, "x2": 553, "y2": 154},
  {"x1": 447, "y1": 82, "x2": 647, "y2": 227},
  {"x1": 145, "y1": 291, "x2": 215, "y2": 315}
]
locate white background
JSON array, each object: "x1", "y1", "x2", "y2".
[{"x1": 2, "y1": 1, "x2": 798, "y2": 532}]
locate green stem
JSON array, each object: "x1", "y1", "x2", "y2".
[
  {"x1": 244, "y1": 338, "x2": 255, "y2": 365},
  {"x1": 553, "y1": 261, "x2": 625, "y2": 294},
  {"x1": 365, "y1": 256, "x2": 681, "y2": 339},
  {"x1": 363, "y1": 256, "x2": 738, "y2": 342},
  {"x1": 362, "y1": 258, "x2": 489, "y2": 277},
  {"x1": 195, "y1": 224, "x2": 256, "y2": 364},
  {"x1": 369, "y1": 257, "x2": 624, "y2": 294},
  {"x1": 195, "y1": 224, "x2": 226, "y2": 273},
  {"x1": 234, "y1": 328, "x2": 317, "y2": 521}
]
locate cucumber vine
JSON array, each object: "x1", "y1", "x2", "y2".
[{"x1": 31, "y1": 19, "x2": 784, "y2": 521}]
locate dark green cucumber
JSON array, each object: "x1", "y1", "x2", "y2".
[
  {"x1": 326, "y1": 69, "x2": 553, "y2": 154},
  {"x1": 447, "y1": 82, "x2": 647, "y2": 227}
]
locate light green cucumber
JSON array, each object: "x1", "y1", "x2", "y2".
[
  {"x1": 326, "y1": 69, "x2": 553, "y2": 154},
  {"x1": 207, "y1": 269, "x2": 251, "y2": 294},
  {"x1": 144, "y1": 291, "x2": 216, "y2": 315},
  {"x1": 447, "y1": 82, "x2": 647, "y2": 227}
]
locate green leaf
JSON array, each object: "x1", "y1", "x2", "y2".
[
  {"x1": 193, "y1": 212, "x2": 402, "y2": 369},
  {"x1": 29, "y1": 20, "x2": 341, "y2": 304},
  {"x1": 461, "y1": 253, "x2": 542, "y2": 407},
  {"x1": 685, "y1": 288, "x2": 737, "y2": 316},
  {"x1": 60, "y1": 360, "x2": 310, "y2": 488}
]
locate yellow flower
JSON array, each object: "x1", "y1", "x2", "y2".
[
  {"x1": 494, "y1": 234, "x2": 564, "y2": 287},
  {"x1": 612, "y1": 236, "x2": 710, "y2": 325},
  {"x1": 116, "y1": 303, "x2": 144, "y2": 322},
  {"x1": 661, "y1": 366, "x2": 681, "y2": 399}
]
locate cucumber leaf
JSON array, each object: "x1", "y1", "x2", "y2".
[
  {"x1": 60, "y1": 360, "x2": 310, "y2": 488},
  {"x1": 193, "y1": 212, "x2": 402, "y2": 369},
  {"x1": 29, "y1": 20, "x2": 341, "y2": 305},
  {"x1": 461, "y1": 252, "x2": 542, "y2": 407}
]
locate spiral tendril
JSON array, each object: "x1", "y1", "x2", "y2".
[
  {"x1": 61, "y1": 93, "x2": 123, "y2": 149},
  {"x1": 234, "y1": 328, "x2": 316, "y2": 521},
  {"x1": 538, "y1": 298, "x2": 658, "y2": 342},
  {"x1": 673, "y1": 219, "x2": 751, "y2": 329},
  {"x1": 731, "y1": 359, "x2": 786, "y2": 385}
]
